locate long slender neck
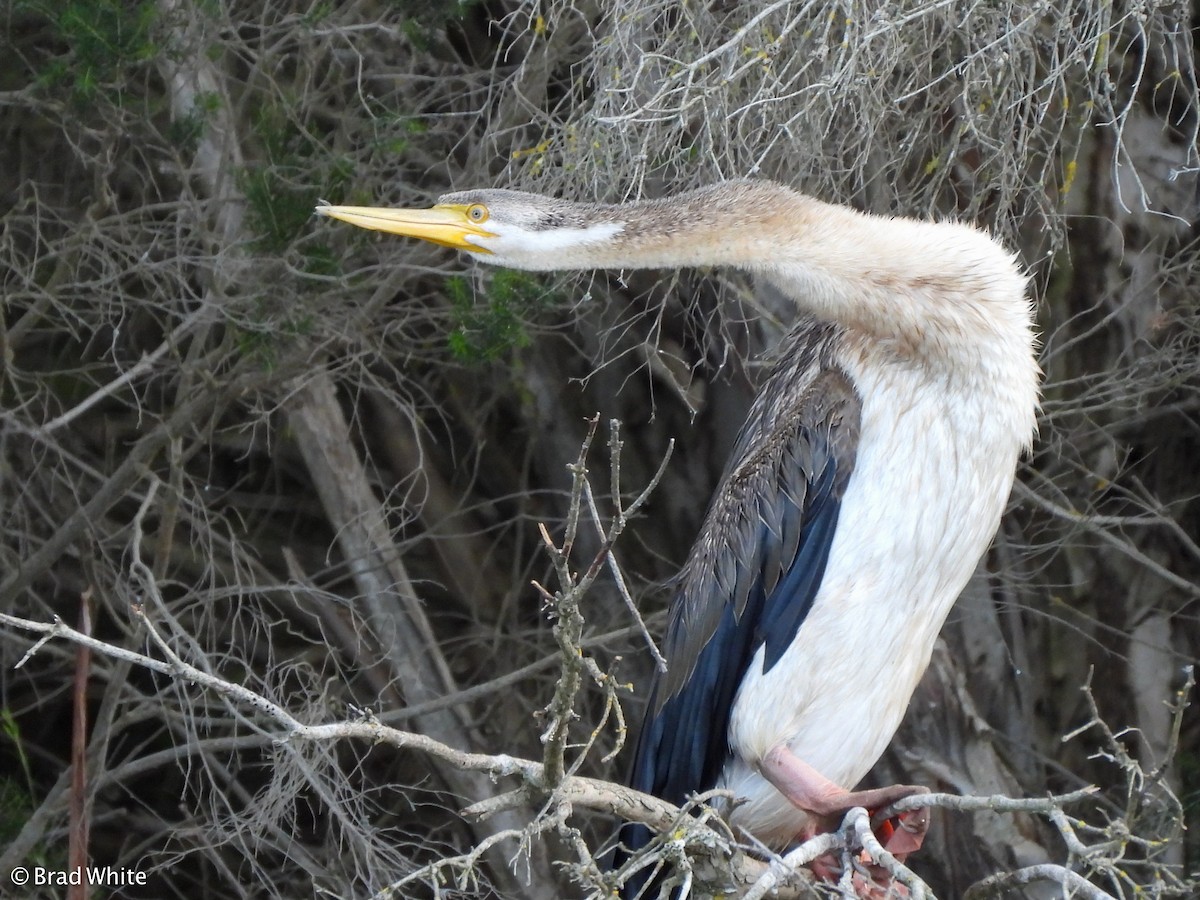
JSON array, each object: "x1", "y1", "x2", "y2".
[{"x1": 542, "y1": 182, "x2": 1036, "y2": 393}]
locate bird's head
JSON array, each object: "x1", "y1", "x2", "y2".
[{"x1": 315, "y1": 189, "x2": 624, "y2": 270}]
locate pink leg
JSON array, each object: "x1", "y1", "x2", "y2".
[
  {"x1": 759, "y1": 743, "x2": 931, "y2": 896},
  {"x1": 759, "y1": 744, "x2": 928, "y2": 816}
]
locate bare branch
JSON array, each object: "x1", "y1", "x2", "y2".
[{"x1": 963, "y1": 865, "x2": 1118, "y2": 900}]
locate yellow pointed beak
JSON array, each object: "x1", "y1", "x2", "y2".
[{"x1": 315, "y1": 203, "x2": 495, "y2": 253}]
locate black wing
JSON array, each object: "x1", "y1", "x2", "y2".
[{"x1": 620, "y1": 320, "x2": 861, "y2": 873}]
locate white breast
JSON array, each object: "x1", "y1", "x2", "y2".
[{"x1": 718, "y1": 340, "x2": 1030, "y2": 847}]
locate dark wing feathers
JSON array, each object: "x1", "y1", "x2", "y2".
[
  {"x1": 760, "y1": 459, "x2": 841, "y2": 670},
  {"x1": 621, "y1": 320, "x2": 860, "y2": 869}
]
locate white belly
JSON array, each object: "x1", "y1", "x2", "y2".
[{"x1": 719, "y1": 358, "x2": 1026, "y2": 847}]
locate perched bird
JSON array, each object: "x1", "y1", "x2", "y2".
[{"x1": 317, "y1": 182, "x2": 1040, "y2": 893}]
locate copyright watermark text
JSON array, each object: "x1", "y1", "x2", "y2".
[{"x1": 9, "y1": 865, "x2": 148, "y2": 887}]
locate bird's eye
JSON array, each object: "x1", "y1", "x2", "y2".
[{"x1": 467, "y1": 204, "x2": 489, "y2": 223}]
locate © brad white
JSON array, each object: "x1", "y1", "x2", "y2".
[{"x1": 28, "y1": 865, "x2": 148, "y2": 886}]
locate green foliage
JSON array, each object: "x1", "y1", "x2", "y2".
[
  {"x1": 241, "y1": 165, "x2": 317, "y2": 253},
  {"x1": 1, "y1": 709, "x2": 34, "y2": 795},
  {"x1": 0, "y1": 776, "x2": 33, "y2": 846},
  {"x1": 167, "y1": 90, "x2": 221, "y2": 153},
  {"x1": 301, "y1": 2, "x2": 335, "y2": 27},
  {"x1": 446, "y1": 270, "x2": 556, "y2": 363},
  {"x1": 374, "y1": 116, "x2": 428, "y2": 157},
  {"x1": 21, "y1": 0, "x2": 158, "y2": 104},
  {"x1": 0, "y1": 708, "x2": 67, "y2": 874},
  {"x1": 301, "y1": 244, "x2": 341, "y2": 278},
  {"x1": 240, "y1": 107, "x2": 355, "y2": 254},
  {"x1": 389, "y1": 0, "x2": 484, "y2": 50},
  {"x1": 0, "y1": 709, "x2": 36, "y2": 849}
]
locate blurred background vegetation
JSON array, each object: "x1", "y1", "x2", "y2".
[{"x1": 1, "y1": 0, "x2": 1198, "y2": 897}]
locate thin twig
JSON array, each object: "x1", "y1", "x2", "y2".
[
  {"x1": 963, "y1": 864, "x2": 1118, "y2": 900},
  {"x1": 886, "y1": 786, "x2": 1099, "y2": 816}
]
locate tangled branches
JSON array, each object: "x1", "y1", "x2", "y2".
[
  {"x1": 506, "y1": 0, "x2": 1197, "y2": 252},
  {"x1": 2, "y1": 418, "x2": 1194, "y2": 897}
]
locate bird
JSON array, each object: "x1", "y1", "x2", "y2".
[{"x1": 316, "y1": 181, "x2": 1040, "y2": 894}]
